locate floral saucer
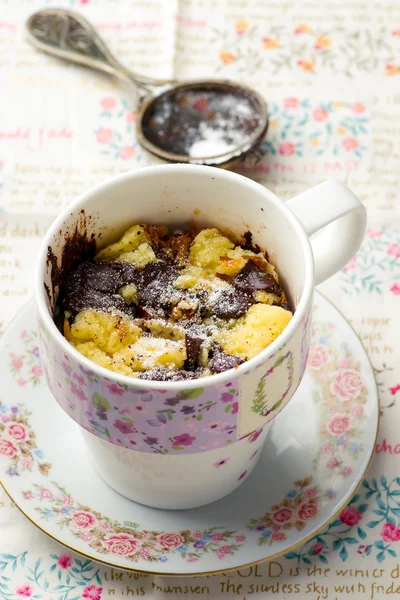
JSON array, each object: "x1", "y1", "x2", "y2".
[{"x1": 0, "y1": 293, "x2": 378, "y2": 576}]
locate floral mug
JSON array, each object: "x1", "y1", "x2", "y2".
[{"x1": 35, "y1": 165, "x2": 366, "y2": 509}]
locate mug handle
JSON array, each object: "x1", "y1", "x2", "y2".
[{"x1": 285, "y1": 180, "x2": 367, "y2": 285}]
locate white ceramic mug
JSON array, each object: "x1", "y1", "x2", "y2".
[{"x1": 35, "y1": 165, "x2": 366, "y2": 509}]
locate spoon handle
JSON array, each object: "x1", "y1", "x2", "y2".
[{"x1": 26, "y1": 9, "x2": 171, "y2": 91}]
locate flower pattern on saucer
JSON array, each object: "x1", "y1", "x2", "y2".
[
  {"x1": 0, "y1": 401, "x2": 51, "y2": 477},
  {"x1": 308, "y1": 321, "x2": 367, "y2": 477},
  {"x1": 24, "y1": 482, "x2": 243, "y2": 564},
  {"x1": 8, "y1": 330, "x2": 43, "y2": 388},
  {"x1": 248, "y1": 477, "x2": 323, "y2": 545}
]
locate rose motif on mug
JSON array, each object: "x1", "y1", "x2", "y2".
[{"x1": 330, "y1": 369, "x2": 363, "y2": 401}]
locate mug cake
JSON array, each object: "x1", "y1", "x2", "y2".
[{"x1": 58, "y1": 224, "x2": 293, "y2": 381}]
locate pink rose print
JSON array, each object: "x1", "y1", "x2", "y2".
[
  {"x1": 0, "y1": 438, "x2": 19, "y2": 458},
  {"x1": 102, "y1": 533, "x2": 140, "y2": 556},
  {"x1": 312, "y1": 108, "x2": 328, "y2": 121},
  {"x1": 107, "y1": 383, "x2": 124, "y2": 396},
  {"x1": 387, "y1": 243, "x2": 400, "y2": 258},
  {"x1": 96, "y1": 128, "x2": 113, "y2": 144},
  {"x1": 7, "y1": 423, "x2": 28, "y2": 441},
  {"x1": 236, "y1": 535, "x2": 246, "y2": 542},
  {"x1": 119, "y1": 146, "x2": 136, "y2": 160},
  {"x1": 40, "y1": 488, "x2": 53, "y2": 499},
  {"x1": 284, "y1": 97, "x2": 299, "y2": 108},
  {"x1": 339, "y1": 357, "x2": 351, "y2": 369},
  {"x1": 351, "y1": 102, "x2": 365, "y2": 113},
  {"x1": 80, "y1": 533, "x2": 93, "y2": 542},
  {"x1": 157, "y1": 533, "x2": 185, "y2": 549},
  {"x1": 305, "y1": 487, "x2": 318, "y2": 498},
  {"x1": 331, "y1": 369, "x2": 363, "y2": 401},
  {"x1": 62, "y1": 495, "x2": 74, "y2": 506},
  {"x1": 339, "y1": 505, "x2": 362, "y2": 526},
  {"x1": 312, "y1": 542, "x2": 325, "y2": 555},
  {"x1": 100, "y1": 96, "x2": 116, "y2": 110},
  {"x1": 279, "y1": 142, "x2": 296, "y2": 156},
  {"x1": 31, "y1": 365, "x2": 43, "y2": 377},
  {"x1": 297, "y1": 502, "x2": 319, "y2": 521},
  {"x1": 192, "y1": 531, "x2": 203, "y2": 540},
  {"x1": 57, "y1": 555, "x2": 73, "y2": 569},
  {"x1": 272, "y1": 507, "x2": 294, "y2": 524},
  {"x1": 271, "y1": 531, "x2": 286, "y2": 542},
  {"x1": 100, "y1": 522, "x2": 111, "y2": 530},
  {"x1": 139, "y1": 548, "x2": 151, "y2": 558},
  {"x1": 114, "y1": 420, "x2": 134, "y2": 435},
  {"x1": 326, "y1": 414, "x2": 351, "y2": 436},
  {"x1": 326, "y1": 457, "x2": 339, "y2": 469},
  {"x1": 172, "y1": 433, "x2": 196, "y2": 446},
  {"x1": 391, "y1": 283, "x2": 400, "y2": 295},
  {"x1": 366, "y1": 228, "x2": 382, "y2": 238},
  {"x1": 350, "y1": 404, "x2": 364, "y2": 416},
  {"x1": 217, "y1": 545, "x2": 233, "y2": 556},
  {"x1": 71, "y1": 511, "x2": 98, "y2": 530},
  {"x1": 23, "y1": 491, "x2": 34, "y2": 500},
  {"x1": 17, "y1": 378, "x2": 27, "y2": 386},
  {"x1": 16, "y1": 584, "x2": 33, "y2": 597},
  {"x1": 307, "y1": 345, "x2": 329, "y2": 370},
  {"x1": 321, "y1": 442, "x2": 334, "y2": 455},
  {"x1": 211, "y1": 532, "x2": 224, "y2": 541},
  {"x1": 343, "y1": 256, "x2": 357, "y2": 272},
  {"x1": 10, "y1": 355, "x2": 23, "y2": 369},
  {"x1": 126, "y1": 111, "x2": 136, "y2": 123},
  {"x1": 21, "y1": 458, "x2": 32, "y2": 469},
  {"x1": 341, "y1": 466, "x2": 352, "y2": 476},
  {"x1": 343, "y1": 137, "x2": 358, "y2": 151},
  {"x1": 70, "y1": 382, "x2": 87, "y2": 402},
  {"x1": 82, "y1": 585, "x2": 103, "y2": 600},
  {"x1": 381, "y1": 522, "x2": 400, "y2": 542}
]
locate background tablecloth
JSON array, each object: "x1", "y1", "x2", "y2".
[{"x1": 0, "y1": 0, "x2": 399, "y2": 598}]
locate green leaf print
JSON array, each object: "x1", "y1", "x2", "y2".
[{"x1": 92, "y1": 393, "x2": 110, "y2": 411}]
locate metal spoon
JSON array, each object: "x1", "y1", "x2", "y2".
[{"x1": 26, "y1": 9, "x2": 268, "y2": 167}]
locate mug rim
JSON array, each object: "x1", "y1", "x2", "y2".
[{"x1": 35, "y1": 164, "x2": 314, "y2": 390}]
